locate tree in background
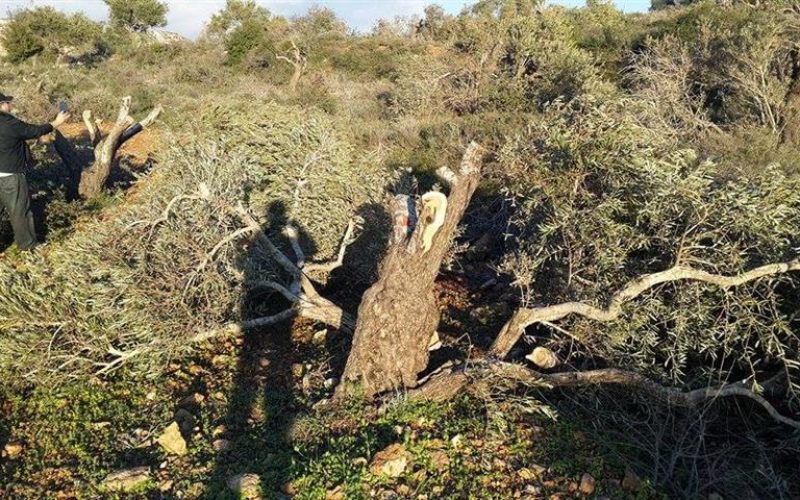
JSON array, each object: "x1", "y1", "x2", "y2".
[
  {"x1": 1, "y1": 7, "x2": 106, "y2": 63},
  {"x1": 206, "y1": 0, "x2": 288, "y2": 67},
  {"x1": 292, "y1": 6, "x2": 349, "y2": 39},
  {"x1": 104, "y1": 0, "x2": 168, "y2": 33}
]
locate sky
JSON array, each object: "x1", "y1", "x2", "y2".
[{"x1": 0, "y1": 0, "x2": 651, "y2": 38}]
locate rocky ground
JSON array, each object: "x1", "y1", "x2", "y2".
[
  {"x1": 0, "y1": 277, "x2": 663, "y2": 499},
  {"x1": 0, "y1": 124, "x2": 663, "y2": 499}
]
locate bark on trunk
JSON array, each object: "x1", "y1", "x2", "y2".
[
  {"x1": 52, "y1": 97, "x2": 162, "y2": 199},
  {"x1": 276, "y1": 41, "x2": 307, "y2": 93},
  {"x1": 335, "y1": 142, "x2": 483, "y2": 399}
]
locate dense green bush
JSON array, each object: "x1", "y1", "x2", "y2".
[
  {"x1": 497, "y1": 94, "x2": 800, "y2": 397},
  {"x1": 206, "y1": 0, "x2": 289, "y2": 67},
  {"x1": 0, "y1": 102, "x2": 392, "y2": 389},
  {"x1": 1, "y1": 7, "x2": 106, "y2": 63},
  {"x1": 103, "y1": 0, "x2": 168, "y2": 32}
]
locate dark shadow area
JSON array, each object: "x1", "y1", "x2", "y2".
[
  {"x1": 0, "y1": 392, "x2": 10, "y2": 482},
  {"x1": 325, "y1": 201, "x2": 392, "y2": 376},
  {"x1": 537, "y1": 387, "x2": 800, "y2": 499},
  {"x1": 204, "y1": 201, "x2": 311, "y2": 498},
  {"x1": 0, "y1": 137, "x2": 150, "y2": 252}
]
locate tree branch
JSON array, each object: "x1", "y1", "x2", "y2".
[
  {"x1": 305, "y1": 218, "x2": 360, "y2": 274},
  {"x1": 491, "y1": 260, "x2": 800, "y2": 358},
  {"x1": 82, "y1": 110, "x2": 100, "y2": 146},
  {"x1": 409, "y1": 361, "x2": 800, "y2": 429}
]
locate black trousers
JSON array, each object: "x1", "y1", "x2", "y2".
[{"x1": 0, "y1": 173, "x2": 37, "y2": 249}]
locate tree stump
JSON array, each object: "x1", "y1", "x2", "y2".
[
  {"x1": 53, "y1": 96, "x2": 162, "y2": 199},
  {"x1": 336, "y1": 142, "x2": 483, "y2": 399}
]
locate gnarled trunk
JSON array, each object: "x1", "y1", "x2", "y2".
[
  {"x1": 335, "y1": 142, "x2": 483, "y2": 399},
  {"x1": 53, "y1": 97, "x2": 162, "y2": 199}
]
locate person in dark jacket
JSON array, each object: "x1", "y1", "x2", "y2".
[{"x1": 0, "y1": 92, "x2": 70, "y2": 250}]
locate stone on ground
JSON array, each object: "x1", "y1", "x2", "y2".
[
  {"x1": 102, "y1": 467, "x2": 152, "y2": 492},
  {"x1": 579, "y1": 473, "x2": 596, "y2": 495},
  {"x1": 369, "y1": 443, "x2": 411, "y2": 477},
  {"x1": 227, "y1": 473, "x2": 262, "y2": 499},
  {"x1": 156, "y1": 422, "x2": 187, "y2": 456}
]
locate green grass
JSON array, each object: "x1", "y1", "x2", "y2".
[{"x1": 0, "y1": 328, "x2": 661, "y2": 499}]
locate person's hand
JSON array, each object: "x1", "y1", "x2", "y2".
[{"x1": 51, "y1": 111, "x2": 71, "y2": 128}]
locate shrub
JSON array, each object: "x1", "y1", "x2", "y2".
[
  {"x1": 103, "y1": 0, "x2": 168, "y2": 33},
  {"x1": 1, "y1": 7, "x2": 106, "y2": 63},
  {"x1": 206, "y1": 0, "x2": 289, "y2": 67},
  {"x1": 0, "y1": 102, "x2": 393, "y2": 389},
  {"x1": 498, "y1": 95, "x2": 800, "y2": 398}
]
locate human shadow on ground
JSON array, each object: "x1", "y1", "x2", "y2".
[
  {"x1": 204, "y1": 201, "x2": 325, "y2": 498},
  {"x1": 202, "y1": 200, "x2": 304, "y2": 498}
]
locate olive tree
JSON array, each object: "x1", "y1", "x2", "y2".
[{"x1": 104, "y1": 0, "x2": 168, "y2": 33}]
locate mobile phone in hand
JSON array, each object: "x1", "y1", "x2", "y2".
[{"x1": 58, "y1": 101, "x2": 69, "y2": 113}]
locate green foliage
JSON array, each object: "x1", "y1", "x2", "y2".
[
  {"x1": 498, "y1": 95, "x2": 800, "y2": 394},
  {"x1": 0, "y1": 379, "x2": 163, "y2": 492},
  {"x1": 1, "y1": 7, "x2": 106, "y2": 63},
  {"x1": 207, "y1": 0, "x2": 288, "y2": 67},
  {"x1": 103, "y1": 0, "x2": 168, "y2": 32},
  {"x1": 292, "y1": 5, "x2": 349, "y2": 39},
  {"x1": 0, "y1": 102, "x2": 390, "y2": 389},
  {"x1": 569, "y1": 0, "x2": 641, "y2": 78},
  {"x1": 417, "y1": 4, "x2": 455, "y2": 41}
]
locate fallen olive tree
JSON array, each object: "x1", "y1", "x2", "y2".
[
  {"x1": 170, "y1": 137, "x2": 800, "y2": 430},
  {"x1": 0, "y1": 102, "x2": 388, "y2": 387},
  {"x1": 53, "y1": 96, "x2": 163, "y2": 199},
  {"x1": 6, "y1": 97, "x2": 798, "y2": 435}
]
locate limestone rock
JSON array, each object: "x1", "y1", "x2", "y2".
[
  {"x1": 326, "y1": 485, "x2": 345, "y2": 500},
  {"x1": 579, "y1": 473, "x2": 596, "y2": 495},
  {"x1": 3, "y1": 442, "x2": 23, "y2": 459},
  {"x1": 429, "y1": 450, "x2": 450, "y2": 469},
  {"x1": 157, "y1": 422, "x2": 187, "y2": 456},
  {"x1": 281, "y1": 481, "x2": 298, "y2": 495},
  {"x1": 312, "y1": 329, "x2": 328, "y2": 345},
  {"x1": 622, "y1": 467, "x2": 642, "y2": 491},
  {"x1": 213, "y1": 439, "x2": 232, "y2": 452},
  {"x1": 228, "y1": 473, "x2": 262, "y2": 499},
  {"x1": 369, "y1": 443, "x2": 411, "y2": 477},
  {"x1": 102, "y1": 467, "x2": 152, "y2": 492}
]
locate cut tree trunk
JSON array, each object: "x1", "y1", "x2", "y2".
[
  {"x1": 53, "y1": 96, "x2": 162, "y2": 199},
  {"x1": 335, "y1": 142, "x2": 483, "y2": 399}
]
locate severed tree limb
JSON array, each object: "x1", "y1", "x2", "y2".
[
  {"x1": 284, "y1": 225, "x2": 306, "y2": 268},
  {"x1": 52, "y1": 96, "x2": 163, "y2": 199},
  {"x1": 230, "y1": 203, "x2": 355, "y2": 332},
  {"x1": 276, "y1": 40, "x2": 308, "y2": 92},
  {"x1": 240, "y1": 308, "x2": 299, "y2": 330},
  {"x1": 408, "y1": 361, "x2": 800, "y2": 429},
  {"x1": 78, "y1": 97, "x2": 134, "y2": 199},
  {"x1": 248, "y1": 279, "x2": 301, "y2": 303},
  {"x1": 136, "y1": 105, "x2": 163, "y2": 130},
  {"x1": 490, "y1": 260, "x2": 800, "y2": 358},
  {"x1": 305, "y1": 218, "x2": 361, "y2": 274},
  {"x1": 82, "y1": 110, "x2": 100, "y2": 146}
]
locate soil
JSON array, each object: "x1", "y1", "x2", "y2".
[{"x1": 56, "y1": 121, "x2": 162, "y2": 168}]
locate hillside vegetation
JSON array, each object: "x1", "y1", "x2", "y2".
[{"x1": 1, "y1": 1, "x2": 799, "y2": 498}]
